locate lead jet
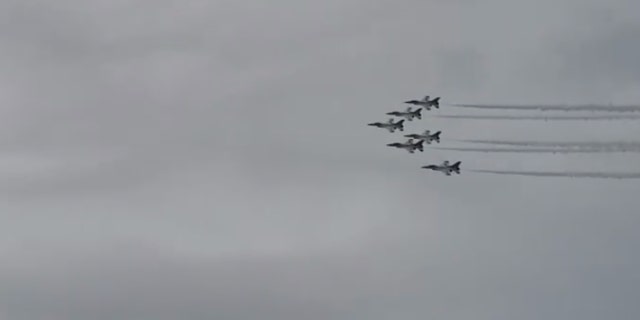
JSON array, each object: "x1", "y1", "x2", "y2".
[
  {"x1": 404, "y1": 130, "x2": 441, "y2": 144},
  {"x1": 386, "y1": 107, "x2": 422, "y2": 121},
  {"x1": 404, "y1": 95, "x2": 440, "y2": 110},
  {"x1": 387, "y1": 139, "x2": 424, "y2": 153},
  {"x1": 421, "y1": 161, "x2": 461, "y2": 175},
  {"x1": 367, "y1": 118, "x2": 405, "y2": 133}
]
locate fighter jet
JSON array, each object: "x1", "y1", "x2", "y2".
[
  {"x1": 421, "y1": 161, "x2": 461, "y2": 175},
  {"x1": 404, "y1": 130, "x2": 441, "y2": 144},
  {"x1": 404, "y1": 95, "x2": 440, "y2": 110},
  {"x1": 386, "y1": 107, "x2": 423, "y2": 121},
  {"x1": 387, "y1": 139, "x2": 425, "y2": 153},
  {"x1": 367, "y1": 118, "x2": 405, "y2": 133}
]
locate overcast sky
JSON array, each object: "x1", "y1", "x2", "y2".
[{"x1": 1, "y1": 0, "x2": 640, "y2": 319}]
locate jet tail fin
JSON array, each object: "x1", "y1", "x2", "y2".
[
  {"x1": 432, "y1": 131, "x2": 441, "y2": 143},
  {"x1": 432, "y1": 97, "x2": 440, "y2": 108},
  {"x1": 451, "y1": 161, "x2": 461, "y2": 173},
  {"x1": 413, "y1": 108, "x2": 423, "y2": 119}
]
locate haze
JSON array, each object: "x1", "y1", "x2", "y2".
[{"x1": 1, "y1": 1, "x2": 640, "y2": 319}]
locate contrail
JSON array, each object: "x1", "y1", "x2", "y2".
[
  {"x1": 458, "y1": 140, "x2": 640, "y2": 149},
  {"x1": 433, "y1": 146, "x2": 640, "y2": 153},
  {"x1": 448, "y1": 104, "x2": 640, "y2": 113},
  {"x1": 434, "y1": 114, "x2": 640, "y2": 121},
  {"x1": 470, "y1": 169, "x2": 640, "y2": 179}
]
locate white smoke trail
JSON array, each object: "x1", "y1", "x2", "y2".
[
  {"x1": 434, "y1": 114, "x2": 640, "y2": 121},
  {"x1": 458, "y1": 140, "x2": 640, "y2": 149},
  {"x1": 470, "y1": 169, "x2": 640, "y2": 179},
  {"x1": 449, "y1": 104, "x2": 640, "y2": 112},
  {"x1": 433, "y1": 146, "x2": 640, "y2": 153}
]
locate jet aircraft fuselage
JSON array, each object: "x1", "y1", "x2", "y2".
[
  {"x1": 367, "y1": 118, "x2": 405, "y2": 133},
  {"x1": 421, "y1": 161, "x2": 461, "y2": 175},
  {"x1": 387, "y1": 139, "x2": 425, "y2": 153},
  {"x1": 404, "y1": 130, "x2": 441, "y2": 144}
]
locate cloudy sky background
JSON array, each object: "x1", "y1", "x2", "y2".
[{"x1": 1, "y1": 0, "x2": 640, "y2": 319}]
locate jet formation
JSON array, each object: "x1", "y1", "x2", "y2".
[{"x1": 368, "y1": 94, "x2": 462, "y2": 175}]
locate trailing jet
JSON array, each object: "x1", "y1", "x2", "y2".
[
  {"x1": 404, "y1": 130, "x2": 441, "y2": 144},
  {"x1": 386, "y1": 107, "x2": 422, "y2": 121},
  {"x1": 367, "y1": 118, "x2": 405, "y2": 133},
  {"x1": 387, "y1": 139, "x2": 424, "y2": 153},
  {"x1": 404, "y1": 95, "x2": 440, "y2": 110},
  {"x1": 421, "y1": 161, "x2": 461, "y2": 175}
]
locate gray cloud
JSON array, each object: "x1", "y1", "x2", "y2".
[
  {"x1": 450, "y1": 103, "x2": 640, "y2": 112},
  {"x1": 2, "y1": 0, "x2": 640, "y2": 319},
  {"x1": 471, "y1": 169, "x2": 640, "y2": 179},
  {"x1": 517, "y1": 0, "x2": 640, "y2": 101},
  {"x1": 434, "y1": 48, "x2": 485, "y2": 92},
  {"x1": 435, "y1": 114, "x2": 640, "y2": 121},
  {"x1": 554, "y1": 23, "x2": 640, "y2": 88}
]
